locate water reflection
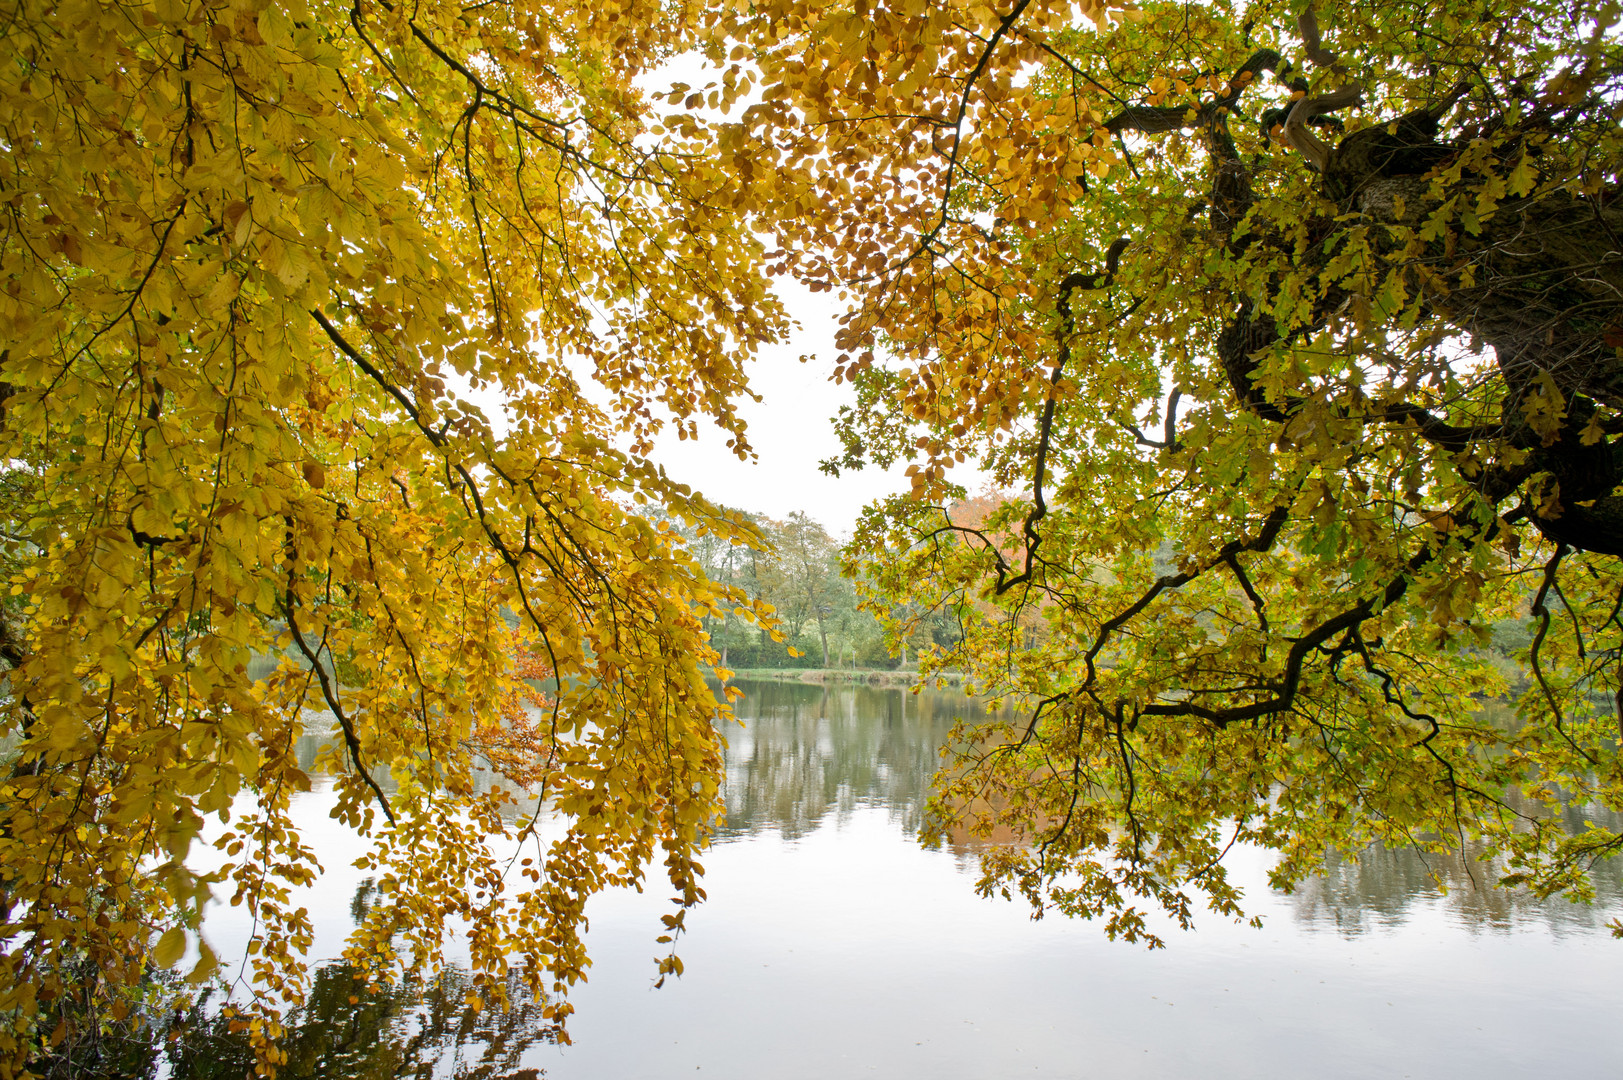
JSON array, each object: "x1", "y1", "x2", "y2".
[
  {"x1": 716, "y1": 681, "x2": 977, "y2": 841},
  {"x1": 178, "y1": 680, "x2": 1623, "y2": 1080},
  {"x1": 721, "y1": 680, "x2": 1622, "y2": 934},
  {"x1": 1289, "y1": 841, "x2": 1623, "y2": 936},
  {"x1": 168, "y1": 911, "x2": 555, "y2": 1079}
]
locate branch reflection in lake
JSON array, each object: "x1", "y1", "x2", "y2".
[
  {"x1": 719, "y1": 680, "x2": 1623, "y2": 934},
  {"x1": 167, "y1": 915, "x2": 555, "y2": 1080}
]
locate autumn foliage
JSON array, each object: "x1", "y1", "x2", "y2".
[
  {"x1": 5, "y1": 0, "x2": 1623, "y2": 1071},
  {"x1": 0, "y1": 0, "x2": 778, "y2": 1071},
  {"x1": 735, "y1": 0, "x2": 1623, "y2": 939}
]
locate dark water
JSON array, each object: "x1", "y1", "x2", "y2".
[{"x1": 178, "y1": 680, "x2": 1623, "y2": 1078}]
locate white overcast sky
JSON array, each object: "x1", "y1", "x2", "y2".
[
  {"x1": 644, "y1": 279, "x2": 910, "y2": 537},
  {"x1": 464, "y1": 57, "x2": 948, "y2": 536},
  {"x1": 625, "y1": 60, "x2": 912, "y2": 536}
]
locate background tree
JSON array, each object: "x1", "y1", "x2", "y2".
[
  {"x1": 771, "y1": 512, "x2": 839, "y2": 664},
  {"x1": 0, "y1": 0, "x2": 784, "y2": 1070},
  {"x1": 730, "y1": 0, "x2": 1623, "y2": 938},
  {"x1": 815, "y1": 552, "x2": 874, "y2": 669},
  {"x1": 945, "y1": 488, "x2": 1048, "y2": 653},
  {"x1": 681, "y1": 508, "x2": 890, "y2": 671}
]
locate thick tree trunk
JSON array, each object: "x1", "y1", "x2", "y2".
[
  {"x1": 1380, "y1": 185, "x2": 1623, "y2": 409},
  {"x1": 1383, "y1": 185, "x2": 1623, "y2": 552},
  {"x1": 1219, "y1": 119, "x2": 1623, "y2": 554}
]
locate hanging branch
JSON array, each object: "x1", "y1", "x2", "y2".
[
  {"x1": 995, "y1": 237, "x2": 1131, "y2": 597},
  {"x1": 282, "y1": 582, "x2": 397, "y2": 827}
]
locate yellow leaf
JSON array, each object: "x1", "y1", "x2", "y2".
[{"x1": 152, "y1": 927, "x2": 186, "y2": 968}]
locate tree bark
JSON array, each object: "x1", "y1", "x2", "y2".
[{"x1": 1215, "y1": 110, "x2": 1623, "y2": 553}]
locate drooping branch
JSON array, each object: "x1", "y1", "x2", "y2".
[
  {"x1": 282, "y1": 590, "x2": 397, "y2": 827},
  {"x1": 1223, "y1": 551, "x2": 1268, "y2": 634},
  {"x1": 1122, "y1": 387, "x2": 1183, "y2": 451},
  {"x1": 994, "y1": 238, "x2": 1130, "y2": 597},
  {"x1": 1526, "y1": 543, "x2": 1600, "y2": 763},
  {"x1": 1079, "y1": 502, "x2": 1292, "y2": 688},
  {"x1": 1134, "y1": 542, "x2": 1434, "y2": 727}
]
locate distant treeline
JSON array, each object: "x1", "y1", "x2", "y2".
[
  {"x1": 675, "y1": 498, "x2": 1542, "y2": 678},
  {"x1": 679, "y1": 510, "x2": 958, "y2": 671}
]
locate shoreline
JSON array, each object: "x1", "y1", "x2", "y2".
[{"x1": 719, "y1": 667, "x2": 964, "y2": 687}]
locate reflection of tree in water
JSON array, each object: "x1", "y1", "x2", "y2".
[
  {"x1": 1282, "y1": 700, "x2": 1623, "y2": 934},
  {"x1": 1289, "y1": 821, "x2": 1623, "y2": 937},
  {"x1": 170, "y1": 881, "x2": 555, "y2": 1080},
  {"x1": 169, "y1": 963, "x2": 553, "y2": 1080},
  {"x1": 296, "y1": 727, "x2": 537, "y2": 814},
  {"x1": 721, "y1": 681, "x2": 1623, "y2": 937},
  {"x1": 717, "y1": 681, "x2": 997, "y2": 841},
  {"x1": 23, "y1": 878, "x2": 557, "y2": 1080},
  {"x1": 22, "y1": 958, "x2": 184, "y2": 1080}
]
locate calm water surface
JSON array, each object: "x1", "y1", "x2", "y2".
[{"x1": 185, "y1": 680, "x2": 1623, "y2": 1078}]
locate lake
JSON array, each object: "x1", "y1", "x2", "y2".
[{"x1": 177, "y1": 679, "x2": 1623, "y2": 1078}]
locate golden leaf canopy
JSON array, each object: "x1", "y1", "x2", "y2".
[
  {"x1": 1, "y1": 0, "x2": 781, "y2": 1069},
  {"x1": 5, "y1": 0, "x2": 1623, "y2": 1072}
]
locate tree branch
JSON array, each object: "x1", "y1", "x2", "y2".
[
  {"x1": 282, "y1": 589, "x2": 397, "y2": 827},
  {"x1": 1100, "y1": 50, "x2": 1286, "y2": 137},
  {"x1": 995, "y1": 238, "x2": 1130, "y2": 597}
]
